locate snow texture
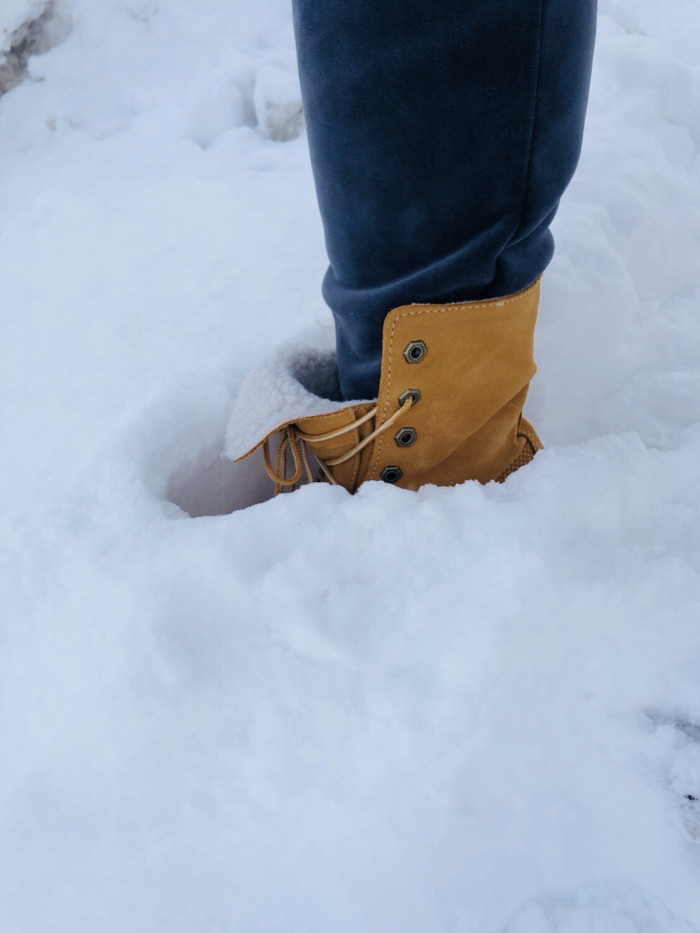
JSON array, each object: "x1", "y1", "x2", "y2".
[
  {"x1": 0, "y1": 0, "x2": 69, "y2": 94},
  {"x1": 0, "y1": 0, "x2": 47, "y2": 52},
  {"x1": 253, "y1": 64, "x2": 303, "y2": 142},
  {"x1": 1, "y1": 1, "x2": 700, "y2": 931}
]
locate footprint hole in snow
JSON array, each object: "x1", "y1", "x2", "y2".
[
  {"x1": 164, "y1": 426, "x2": 321, "y2": 516},
  {"x1": 166, "y1": 443, "x2": 274, "y2": 517},
  {"x1": 137, "y1": 379, "x2": 280, "y2": 517}
]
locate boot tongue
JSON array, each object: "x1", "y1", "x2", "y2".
[
  {"x1": 225, "y1": 345, "x2": 364, "y2": 462},
  {"x1": 295, "y1": 407, "x2": 376, "y2": 490}
]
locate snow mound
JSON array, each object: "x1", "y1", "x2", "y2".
[{"x1": 253, "y1": 64, "x2": 303, "y2": 142}]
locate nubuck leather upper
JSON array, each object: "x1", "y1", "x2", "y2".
[{"x1": 231, "y1": 279, "x2": 543, "y2": 494}]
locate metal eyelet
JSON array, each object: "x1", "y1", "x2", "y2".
[
  {"x1": 403, "y1": 340, "x2": 427, "y2": 364},
  {"x1": 398, "y1": 388, "x2": 421, "y2": 407},
  {"x1": 394, "y1": 427, "x2": 417, "y2": 448},
  {"x1": 380, "y1": 465, "x2": 403, "y2": 484}
]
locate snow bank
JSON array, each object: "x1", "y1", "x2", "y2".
[{"x1": 1, "y1": 0, "x2": 699, "y2": 931}]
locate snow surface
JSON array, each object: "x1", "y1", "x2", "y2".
[
  {"x1": 1, "y1": 1, "x2": 699, "y2": 931},
  {"x1": 0, "y1": 0, "x2": 47, "y2": 58}
]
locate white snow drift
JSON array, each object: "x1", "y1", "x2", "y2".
[{"x1": 1, "y1": 1, "x2": 699, "y2": 931}]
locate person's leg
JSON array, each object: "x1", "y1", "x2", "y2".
[
  {"x1": 231, "y1": 0, "x2": 597, "y2": 494},
  {"x1": 293, "y1": 0, "x2": 597, "y2": 400}
]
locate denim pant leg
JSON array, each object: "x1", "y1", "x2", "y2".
[{"x1": 293, "y1": 0, "x2": 597, "y2": 400}]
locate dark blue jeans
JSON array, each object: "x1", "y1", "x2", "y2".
[{"x1": 293, "y1": 0, "x2": 597, "y2": 400}]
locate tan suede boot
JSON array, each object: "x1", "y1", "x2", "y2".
[{"x1": 228, "y1": 279, "x2": 543, "y2": 494}]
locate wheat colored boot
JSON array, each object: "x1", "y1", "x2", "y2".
[{"x1": 227, "y1": 279, "x2": 543, "y2": 494}]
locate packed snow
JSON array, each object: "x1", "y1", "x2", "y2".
[{"x1": 1, "y1": 1, "x2": 699, "y2": 931}]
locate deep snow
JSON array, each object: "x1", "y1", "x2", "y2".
[{"x1": 1, "y1": 1, "x2": 699, "y2": 931}]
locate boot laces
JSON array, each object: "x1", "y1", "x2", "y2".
[{"x1": 262, "y1": 394, "x2": 414, "y2": 494}]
